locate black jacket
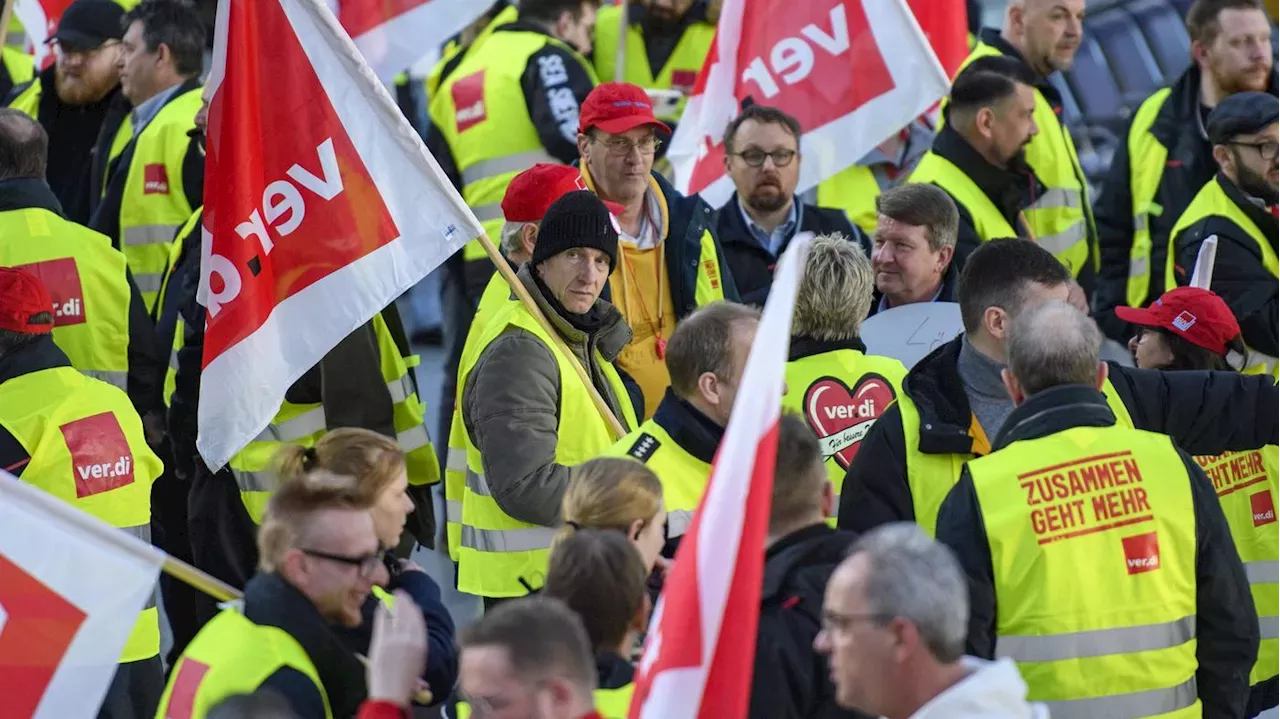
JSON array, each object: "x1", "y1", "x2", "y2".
[
  {"x1": 750, "y1": 524, "x2": 869, "y2": 719},
  {"x1": 935, "y1": 384, "x2": 1258, "y2": 719},
  {"x1": 161, "y1": 208, "x2": 205, "y2": 480},
  {"x1": 425, "y1": 20, "x2": 596, "y2": 191},
  {"x1": 838, "y1": 334, "x2": 1280, "y2": 531},
  {"x1": 0, "y1": 336, "x2": 73, "y2": 476},
  {"x1": 89, "y1": 78, "x2": 204, "y2": 246},
  {"x1": 6, "y1": 66, "x2": 131, "y2": 225},
  {"x1": 1172, "y1": 174, "x2": 1279, "y2": 357},
  {"x1": 925, "y1": 123, "x2": 1044, "y2": 267},
  {"x1": 715, "y1": 193, "x2": 868, "y2": 306},
  {"x1": 0, "y1": 178, "x2": 163, "y2": 419},
  {"x1": 243, "y1": 573, "x2": 369, "y2": 718},
  {"x1": 1093, "y1": 67, "x2": 1278, "y2": 342}
]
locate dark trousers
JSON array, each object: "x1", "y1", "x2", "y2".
[
  {"x1": 97, "y1": 656, "x2": 163, "y2": 719},
  {"x1": 436, "y1": 255, "x2": 495, "y2": 478},
  {"x1": 187, "y1": 464, "x2": 258, "y2": 625},
  {"x1": 150, "y1": 443, "x2": 200, "y2": 665}
]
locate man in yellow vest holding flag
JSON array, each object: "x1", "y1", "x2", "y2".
[
  {"x1": 936, "y1": 300, "x2": 1258, "y2": 718},
  {"x1": 952, "y1": 0, "x2": 1095, "y2": 288},
  {"x1": 0, "y1": 267, "x2": 165, "y2": 719},
  {"x1": 89, "y1": 0, "x2": 204, "y2": 313}
]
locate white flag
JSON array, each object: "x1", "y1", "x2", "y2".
[
  {"x1": 324, "y1": 0, "x2": 490, "y2": 82},
  {"x1": 0, "y1": 472, "x2": 164, "y2": 719},
  {"x1": 196, "y1": 0, "x2": 483, "y2": 470}
]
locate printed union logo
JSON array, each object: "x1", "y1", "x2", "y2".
[
  {"x1": 14, "y1": 257, "x2": 86, "y2": 327},
  {"x1": 143, "y1": 163, "x2": 170, "y2": 195},
  {"x1": 59, "y1": 412, "x2": 136, "y2": 498},
  {"x1": 1251, "y1": 490, "x2": 1277, "y2": 527},
  {"x1": 452, "y1": 70, "x2": 487, "y2": 133},
  {"x1": 1171, "y1": 310, "x2": 1197, "y2": 332},
  {"x1": 1121, "y1": 531, "x2": 1161, "y2": 575}
]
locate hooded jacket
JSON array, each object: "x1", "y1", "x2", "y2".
[{"x1": 907, "y1": 658, "x2": 1048, "y2": 719}]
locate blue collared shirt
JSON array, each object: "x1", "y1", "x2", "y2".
[
  {"x1": 739, "y1": 197, "x2": 801, "y2": 258},
  {"x1": 130, "y1": 82, "x2": 184, "y2": 137}
]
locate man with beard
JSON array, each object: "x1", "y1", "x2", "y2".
[
  {"x1": 1095, "y1": 0, "x2": 1275, "y2": 345},
  {"x1": 950, "y1": 0, "x2": 1094, "y2": 288},
  {"x1": 715, "y1": 104, "x2": 869, "y2": 305},
  {"x1": 5, "y1": 0, "x2": 129, "y2": 224},
  {"x1": 907, "y1": 57, "x2": 1041, "y2": 263},
  {"x1": 1169, "y1": 92, "x2": 1279, "y2": 378},
  {"x1": 590, "y1": 0, "x2": 715, "y2": 131}
]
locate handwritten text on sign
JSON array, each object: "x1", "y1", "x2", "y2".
[{"x1": 1020, "y1": 450, "x2": 1152, "y2": 545}]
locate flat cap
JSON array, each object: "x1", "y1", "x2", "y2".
[{"x1": 1207, "y1": 92, "x2": 1279, "y2": 145}]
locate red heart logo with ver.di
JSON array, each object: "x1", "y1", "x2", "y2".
[{"x1": 803, "y1": 375, "x2": 896, "y2": 468}]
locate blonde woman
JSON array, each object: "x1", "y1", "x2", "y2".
[
  {"x1": 558, "y1": 458, "x2": 669, "y2": 575},
  {"x1": 275, "y1": 429, "x2": 456, "y2": 705}
]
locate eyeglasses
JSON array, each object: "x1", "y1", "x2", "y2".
[
  {"x1": 300, "y1": 547, "x2": 387, "y2": 579},
  {"x1": 1229, "y1": 140, "x2": 1279, "y2": 162},
  {"x1": 820, "y1": 609, "x2": 893, "y2": 634},
  {"x1": 596, "y1": 135, "x2": 662, "y2": 156},
  {"x1": 732, "y1": 148, "x2": 797, "y2": 168}
]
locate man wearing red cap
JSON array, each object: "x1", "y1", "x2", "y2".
[
  {"x1": 577, "y1": 81, "x2": 737, "y2": 417},
  {"x1": 0, "y1": 267, "x2": 166, "y2": 717}
]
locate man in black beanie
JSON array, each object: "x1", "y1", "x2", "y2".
[{"x1": 456, "y1": 190, "x2": 642, "y2": 607}]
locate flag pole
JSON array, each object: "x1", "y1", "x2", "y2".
[
  {"x1": 613, "y1": 0, "x2": 628, "y2": 82},
  {"x1": 0, "y1": 0, "x2": 15, "y2": 51},
  {"x1": 477, "y1": 232, "x2": 629, "y2": 440}
]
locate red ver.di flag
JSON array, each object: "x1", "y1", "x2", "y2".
[
  {"x1": 0, "y1": 472, "x2": 164, "y2": 719},
  {"x1": 629, "y1": 234, "x2": 813, "y2": 719},
  {"x1": 324, "y1": 0, "x2": 489, "y2": 82},
  {"x1": 197, "y1": 0, "x2": 481, "y2": 470},
  {"x1": 669, "y1": 0, "x2": 950, "y2": 206}
]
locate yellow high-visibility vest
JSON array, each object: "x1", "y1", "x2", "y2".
[
  {"x1": 816, "y1": 165, "x2": 883, "y2": 236},
  {"x1": 1121, "y1": 87, "x2": 1174, "y2": 308},
  {"x1": 604, "y1": 417, "x2": 708, "y2": 542},
  {"x1": 908, "y1": 150, "x2": 1019, "y2": 242},
  {"x1": 591, "y1": 4, "x2": 713, "y2": 123}
]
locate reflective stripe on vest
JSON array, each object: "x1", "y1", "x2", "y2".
[
  {"x1": 1168, "y1": 176, "x2": 1280, "y2": 379},
  {"x1": 1125, "y1": 88, "x2": 1173, "y2": 308},
  {"x1": 1196, "y1": 445, "x2": 1280, "y2": 683},
  {"x1": 969, "y1": 425, "x2": 1199, "y2": 718},
  {"x1": 901, "y1": 376, "x2": 1135, "y2": 537},
  {"x1": 155, "y1": 609, "x2": 333, "y2": 719},
  {"x1": 951, "y1": 42, "x2": 1095, "y2": 276},
  {"x1": 591, "y1": 4, "x2": 713, "y2": 123},
  {"x1": 0, "y1": 207, "x2": 133, "y2": 395},
  {"x1": 458, "y1": 296, "x2": 637, "y2": 597},
  {"x1": 117, "y1": 88, "x2": 202, "y2": 313},
  {"x1": 782, "y1": 348, "x2": 908, "y2": 499},
  {"x1": 604, "y1": 418, "x2": 710, "y2": 542},
  {"x1": 0, "y1": 365, "x2": 164, "y2": 662},
  {"x1": 430, "y1": 30, "x2": 597, "y2": 262}
]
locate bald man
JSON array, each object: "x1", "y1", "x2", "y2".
[{"x1": 936, "y1": 301, "x2": 1256, "y2": 718}]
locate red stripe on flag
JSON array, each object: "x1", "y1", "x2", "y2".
[
  {"x1": 0, "y1": 553, "x2": 88, "y2": 719},
  {"x1": 339, "y1": 0, "x2": 435, "y2": 39}
]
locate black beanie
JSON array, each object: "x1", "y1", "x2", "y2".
[{"x1": 532, "y1": 190, "x2": 620, "y2": 271}]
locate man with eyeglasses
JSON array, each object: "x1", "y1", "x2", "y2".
[
  {"x1": 576, "y1": 81, "x2": 736, "y2": 418},
  {"x1": 5, "y1": 0, "x2": 130, "y2": 224},
  {"x1": 715, "y1": 104, "x2": 869, "y2": 305},
  {"x1": 1169, "y1": 91, "x2": 1279, "y2": 378},
  {"x1": 157, "y1": 470, "x2": 389, "y2": 718}
]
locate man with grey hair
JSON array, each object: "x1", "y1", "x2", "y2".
[
  {"x1": 604, "y1": 300, "x2": 760, "y2": 549},
  {"x1": 936, "y1": 301, "x2": 1257, "y2": 719},
  {"x1": 782, "y1": 233, "x2": 907, "y2": 508},
  {"x1": 869, "y1": 184, "x2": 961, "y2": 314},
  {"x1": 815, "y1": 523, "x2": 1046, "y2": 719}
]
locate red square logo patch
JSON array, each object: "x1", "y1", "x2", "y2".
[
  {"x1": 452, "y1": 70, "x2": 487, "y2": 133},
  {"x1": 164, "y1": 658, "x2": 212, "y2": 719},
  {"x1": 1122, "y1": 532, "x2": 1161, "y2": 575},
  {"x1": 1251, "y1": 491, "x2": 1277, "y2": 527},
  {"x1": 671, "y1": 70, "x2": 697, "y2": 93},
  {"x1": 14, "y1": 257, "x2": 86, "y2": 327},
  {"x1": 143, "y1": 163, "x2": 170, "y2": 195},
  {"x1": 59, "y1": 413, "x2": 135, "y2": 498}
]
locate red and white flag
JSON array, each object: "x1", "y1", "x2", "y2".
[
  {"x1": 628, "y1": 234, "x2": 813, "y2": 719},
  {"x1": 325, "y1": 0, "x2": 488, "y2": 82},
  {"x1": 196, "y1": 0, "x2": 481, "y2": 470},
  {"x1": 668, "y1": 0, "x2": 950, "y2": 206},
  {"x1": 0, "y1": 471, "x2": 164, "y2": 719},
  {"x1": 13, "y1": 0, "x2": 77, "y2": 66}
]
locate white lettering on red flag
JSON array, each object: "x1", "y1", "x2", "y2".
[
  {"x1": 668, "y1": 0, "x2": 949, "y2": 206},
  {"x1": 0, "y1": 472, "x2": 164, "y2": 718},
  {"x1": 196, "y1": 0, "x2": 482, "y2": 470},
  {"x1": 629, "y1": 234, "x2": 813, "y2": 719}
]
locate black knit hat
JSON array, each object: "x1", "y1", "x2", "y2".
[{"x1": 532, "y1": 190, "x2": 620, "y2": 271}]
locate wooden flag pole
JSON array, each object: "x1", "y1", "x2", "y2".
[
  {"x1": 476, "y1": 232, "x2": 629, "y2": 440},
  {"x1": 162, "y1": 554, "x2": 242, "y2": 602},
  {"x1": 613, "y1": 0, "x2": 629, "y2": 82},
  {"x1": 0, "y1": 0, "x2": 15, "y2": 52}
]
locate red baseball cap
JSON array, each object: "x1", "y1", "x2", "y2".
[
  {"x1": 1115, "y1": 286, "x2": 1241, "y2": 355},
  {"x1": 0, "y1": 267, "x2": 55, "y2": 334},
  {"x1": 578, "y1": 82, "x2": 672, "y2": 136},
  {"x1": 501, "y1": 164, "x2": 624, "y2": 223}
]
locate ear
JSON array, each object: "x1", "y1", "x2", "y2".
[
  {"x1": 1095, "y1": 361, "x2": 1109, "y2": 392},
  {"x1": 820, "y1": 481, "x2": 836, "y2": 519},
  {"x1": 542, "y1": 677, "x2": 577, "y2": 710},
  {"x1": 155, "y1": 42, "x2": 172, "y2": 68},
  {"x1": 975, "y1": 107, "x2": 996, "y2": 139},
  {"x1": 696, "y1": 371, "x2": 721, "y2": 407},
  {"x1": 520, "y1": 223, "x2": 538, "y2": 258},
  {"x1": 280, "y1": 549, "x2": 308, "y2": 588},
  {"x1": 888, "y1": 616, "x2": 918, "y2": 663},
  {"x1": 983, "y1": 305, "x2": 1009, "y2": 341},
  {"x1": 1212, "y1": 144, "x2": 1233, "y2": 172},
  {"x1": 627, "y1": 518, "x2": 645, "y2": 542},
  {"x1": 577, "y1": 133, "x2": 591, "y2": 159},
  {"x1": 1191, "y1": 40, "x2": 1211, "y2": 70},
  {"x1": 1002, "y1": 367, "x2": 1026, "y2": 405},
  {"x1": 936, "y1": 244, "x2": 955, "y2": 271}
]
